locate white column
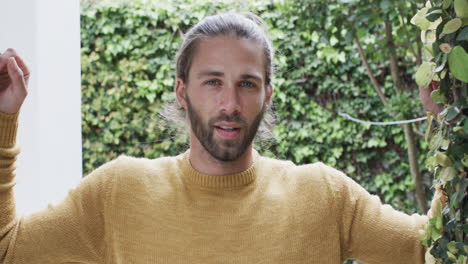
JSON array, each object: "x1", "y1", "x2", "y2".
[{"x1": 0, "y1": 0, "x2": 82, "y2": 214}]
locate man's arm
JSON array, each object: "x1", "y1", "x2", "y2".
[
  {"x1": 0, "y1": 49, "x2": 112, "y2": 263},
  {"x1": 320, "y1": 164, "x2": 431, "y2": 264}
]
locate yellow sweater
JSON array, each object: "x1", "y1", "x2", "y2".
[{"x1": 0, "y1": 112, "x2": 428, "y2": 264}]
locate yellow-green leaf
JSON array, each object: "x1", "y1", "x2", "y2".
[
  {"x1": 423, "y1": 43, "x2": 435, "y2": 58},
  {"x1": 425, "y1": 248, "x2": 437, "y2": 264},
  {"x1": 426, "y1": 30, "x2": 437, "y2": 43},
  {"x1": 415, "y1": 62, "x2": 436, "y2": 87},
  {"x1": 411, "y1": 8, "x2": 431, "y2": 30},
  {"x1": 448, "y1": 251, "x2": 457, "y2": 261},
  {"x1": 429, "y1": 17, "x2": 443, "y2": 30},
  {"x1": 448, "y1": 241, "x2": 459, "y2": 254},
  {"x1": 458, "y1": 256, "x2": 467, "y2": 264},
  {"x1": 440, "y1": 166, "x2": 457, "y2": 181},
  {"x1": 436, "y1": 215, "x2": 442, "y2": 229},
  {"x1": 443, "y1": 18, "x2": 462, "y2": 34},
  {"x1": 436, "y1": 152, "x2": 453, "y2": 167},
  {"x1": 441, "y1": 139, "x2": 450, "y2": 150},
  {"x1": 455, "y1": 0, "x2": 468, "y2": 18}
]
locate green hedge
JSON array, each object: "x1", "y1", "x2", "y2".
[{"x1": 80, "y1": 0, "x2": 431, "y2": 214}]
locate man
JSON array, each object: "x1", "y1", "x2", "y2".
[{"x1": 0, "y1": 12, "x2": 438, "y2": 263}]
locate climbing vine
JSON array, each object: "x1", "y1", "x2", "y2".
[{"x1": 412, "y1": 0, "x2": 468, "y2": 263}]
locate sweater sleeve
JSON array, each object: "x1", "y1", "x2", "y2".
[
  {"x1": 0, "y1": 112, "x2": 115, "y2": 263},
  {"x1": 321, "y1": 164, "x2": 428, "y2": 264}
]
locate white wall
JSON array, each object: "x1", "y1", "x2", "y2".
[{"x1": 0, "y1": 0, "x2": 82, "y2": 214}]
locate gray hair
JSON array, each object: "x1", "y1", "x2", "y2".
[{"x1": 162, "y1": 12, "x2": 276, "y2": 144}]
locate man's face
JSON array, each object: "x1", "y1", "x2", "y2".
[{"x1": 177, "y1": 35, "x2": 272, "y2": 162}]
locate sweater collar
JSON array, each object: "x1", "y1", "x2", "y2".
[{"x1": 181, "y1": 149, "x2": 259, "y2": 188}]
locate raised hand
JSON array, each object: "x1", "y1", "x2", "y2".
[{"x1": 0, "y1": 48, "x2": 30, "y2": 114}]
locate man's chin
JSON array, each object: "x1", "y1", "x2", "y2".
[
  {"x1": 209, "y1": 145, "x2": 247, "y2": 162},
  {"x1": 211, "y1": 151, "x2": 242, "y2": 162}
]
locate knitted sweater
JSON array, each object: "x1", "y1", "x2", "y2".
[{"x1": 0, "y1": 112, "x2": 428, "y2": 264}]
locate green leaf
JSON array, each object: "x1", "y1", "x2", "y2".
[
  {"x1": 448, "y1": 46, "x2": 468, "y2": 83},
  {"x1": 450, "y1": 192, "x2": 460, "y2": 208},
  {"x1": 446, "y1": 106, "x2": 460, "y2": 121},
  {"x1": 456, "y1": 26, "x2": 468, "y2": 41},
  {"x1": 443, "y1": 0, "x2": 453, "y2": 9},
  {"x1": 379, "y1": 0, "x2": 391, "y2": 10},
  {"x1": 430, "y1": 89, "x2": 445, "y2": 104},
  {"x1": 457, "y1": 179, "x2": 468, "y2": 201},
  {"x1": 462, "y1": 154, "x2": 468, "y2": 167},
  {"x1": 426, "y1": 9, "x2": 443, "y2": 22},
  {"x1": 443, "y1": 18, "x2": 462, "y2": 34},
  {"x1": 416, "y1": 62, "x2": 436, "y2": 87},
  {"x1": 431, "y1": 226, "x2": 441, "y2": 240},
  {"x1": 435, "y1": 53, "x2": 448, "y2": 72},
  {"x1": 455, "y1": 0, "x2": 468, "y2": 18}
]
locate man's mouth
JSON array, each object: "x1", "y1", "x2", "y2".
[
  {"x1": 214, "y1": 125, "x2": 241, "y2": 139},
  {"x1": 216, "y1": 125, "x2": 240, "y2": 131}
]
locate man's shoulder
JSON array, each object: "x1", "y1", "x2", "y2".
[
  {"x1": 112, "y1": 153, "x2": 182, "y2": 172},
  {"x1": 259, "y1": 155, "x2": 351, "y2": 189},
  {"x1": 99, "y1": 153, "x2": 184, "y2": 187},
  {"x1": 258, "y1": 156, "x2": 354, "y2": 212}
]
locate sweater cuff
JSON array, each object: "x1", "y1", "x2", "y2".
[{"x1": 0, "y1": 111, "x2": 19, "y2": 148}]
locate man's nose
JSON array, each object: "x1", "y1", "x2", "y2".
[{"x1": 220, "y1": 84, "x2": 241, "y2": 114}]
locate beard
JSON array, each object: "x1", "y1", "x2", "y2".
[{"x1": 186, "y1": 96, "x2": 265, "y2": 162}]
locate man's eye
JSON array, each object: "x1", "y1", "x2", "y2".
[
  {"x1": 240, "y1": 81, "x2": 255, "y2": 88},
  {"x1": 206, "y1": 80, "x2": 220, "y2": 86}
]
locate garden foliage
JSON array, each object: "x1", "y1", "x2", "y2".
[
  {"x1": 80, "y1": 0, "x2": 433, "y2": 216},
  {"x1": 412, "y1": 0, "x2": 468, "y2": 263}
]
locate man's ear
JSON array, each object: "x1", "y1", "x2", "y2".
[
  {"x1": 265, "y1": 84, "x2": 274, "y2": 105},
  {"x1": 175, "y1": 78, "x2": 188, "y2": 109}
]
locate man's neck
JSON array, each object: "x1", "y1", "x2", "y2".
[{"x1": 188, "y1": 138, "x2": 253, "y2": 176}]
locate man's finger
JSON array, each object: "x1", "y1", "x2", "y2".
[
  {"x1": 13, "y1": 55, "x2": 30, "y2": 81},
  {"x1": 7, "y1": 57, "x2": 27, "y2": 93},
  {"x1": 0, "y1": 48, "x2": 19, "y2": 71}
]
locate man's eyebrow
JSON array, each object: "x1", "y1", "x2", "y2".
[
  {"x1": 240, "y1": 73, "x2": 263, "y2": 82},
  {"x1": 197, "y1": 71, "x2": 224, "y2": 79},
  {"x1": 197, "y1": 71, "x2": 263, "y2": 82}
]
